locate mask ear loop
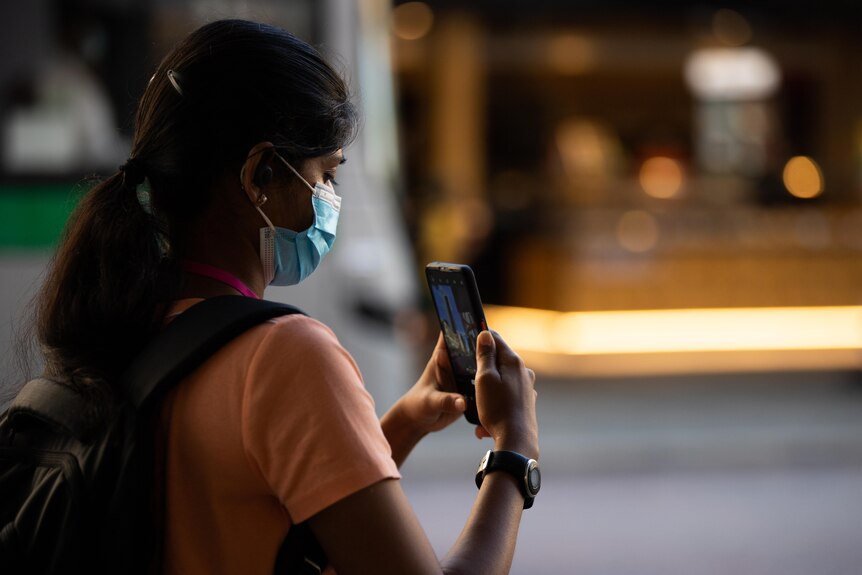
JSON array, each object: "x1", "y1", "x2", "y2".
[
  {"x1": 254, "y1": 204, "x2": 276, "y2": 231},
  {"x1": 273, "y1": 152, "x2": 342, "y2": 211},
  {"x1": 240, "y1": 165, "x2": 277, "y2": 232},
  {"x1": 274, "y1": 152, "x2": 316, "y2": 193}
]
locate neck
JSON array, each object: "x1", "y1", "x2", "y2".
[
  {"x1": 174, "y1": 179, "x2": 269, "y2": 299},
  {"x1": 175, "y1": 232, "x2": 267, "y2": 301},
  {"x1": 183, "y1": 260, "x2": 260, "y2": 299}
]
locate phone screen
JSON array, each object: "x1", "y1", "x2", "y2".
[{"x1": 426, "y1": 263, "x2": 487, "y2": 424}]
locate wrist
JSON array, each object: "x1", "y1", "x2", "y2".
[
  {"x1": 382, "y1": 399, "x2": 427, "y2": 444},
  {"x1": 494, "y1": 429, "x2": 539, "y2": 461}
]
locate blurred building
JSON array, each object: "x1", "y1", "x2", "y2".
[
  {"x1": 390, "y1": 0, "x2": 862, "y2": 377},
  {"x1": 1, "y1": 0, "x2": 861, "y2": 386}
]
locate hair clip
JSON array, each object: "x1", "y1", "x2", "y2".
[{"x1": 167, "y1": 69, "x2": 184, "y2": 96}]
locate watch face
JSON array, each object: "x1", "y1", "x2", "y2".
[{"x1": 527, "y1": 465, "x2": 541, "y2": 495}]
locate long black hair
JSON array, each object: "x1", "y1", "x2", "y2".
[{"x1": 35, "y1": 19, "x2": 358, "y2": 398}]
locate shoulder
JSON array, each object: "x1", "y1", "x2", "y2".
[
  {"x1": 256, "y1": 312, "x2": 345, "y2": 359},
  {"x1": 168, "y1": 298, "x2": 346, "y2": 363},
  {"x1": 245, "y1": 310, "x2": 363, "y2": 387}
]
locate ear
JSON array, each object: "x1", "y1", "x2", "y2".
[{"x1": 240, "y1": 142, "x2": 276, "y2": 205}]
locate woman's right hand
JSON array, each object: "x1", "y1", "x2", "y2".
[{"x1": 474, "y1": 330, "x2": 539, "y2": 460}]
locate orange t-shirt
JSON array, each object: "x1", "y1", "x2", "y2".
[{"x1": 159, "y1": 299, "x2": 400, "y2": 574}]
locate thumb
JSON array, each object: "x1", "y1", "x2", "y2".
[
  {"x1": 437, "y1": 392, "x2": 466, "y2": 414},
  {"x1": 476, "y1": 330, "x2": 496, "y2": 371}
]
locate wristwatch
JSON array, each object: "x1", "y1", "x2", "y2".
[{"x1": 475, "y1": 450, "x2": 541, "y2": 509}]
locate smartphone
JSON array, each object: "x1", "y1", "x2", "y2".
[{"x1": 425, "y1": 262, "x2": 487, "y2": 425}]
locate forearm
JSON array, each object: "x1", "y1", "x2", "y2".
[
  {"x1": 305, "y1": 453, "x2": 533, "y2": 575},
  {"x1": 440, "y1": 444, "x2": 532, "y2": 575},
  {"x1": 380, "y1": 399, "x2": 426, "y2": 468}
]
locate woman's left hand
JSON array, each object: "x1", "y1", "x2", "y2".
[
  {"x1": 381, "y1": 333, "x2": 466, "y2": 466},
  {"x1": 402, "y1": 332, "x2": 466, "y2": 433}
]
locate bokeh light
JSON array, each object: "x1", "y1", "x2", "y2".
[
  {"x1": 782, "y1": 156, "x2": 824, "y2": 199},
  {"x1": 639, "y1": 156, "x2": 685, "y2": 199},
  {"x1": 616, "y1": 210, "x2": 659, "y2": 253},
  {"x1": 684, "y1": 47, "x2": 780, "y2": 100},
  {"x1": 392, "y1": 2, "x2": 434, "y2": 41}
]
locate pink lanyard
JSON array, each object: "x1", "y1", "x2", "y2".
[{"x1": 182, "y1": 260, "x2": 260, "y2": 299}]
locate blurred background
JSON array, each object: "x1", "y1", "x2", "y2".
[{"x1": 1, "y1": 0, "x2": 861, "y2": 573}]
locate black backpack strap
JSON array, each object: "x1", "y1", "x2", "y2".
[
  {"x1": 274, "y1": 522, "x2": 328, "y2": 575},
  {"x1": 121, "y1": 295, "x2": 303, "y2": 408},
  {"x1": 119, "y1": 295, "x2": 328, "y2": 573},
  {"x1": 8, "y1": 378, "x2": 93, "y2": 440}
]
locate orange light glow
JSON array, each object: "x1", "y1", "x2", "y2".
[
  {"x1": 639, "y1": 156, "x2": 684, "y2": 199},
  {"x1": 783, "y1": 156, "x2": 824, "y2": 199},
  {"x1": 488, "y1": 305, "x2": 862, "y2": 354},
  {"x1": 485, "y1": 305, "x2": 862, "y2": 376},
  {"x1": 392, "y1": 2, "x2": 434, "y2": 41}
]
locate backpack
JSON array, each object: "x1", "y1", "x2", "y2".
[{"x1": 0, "y1": 295, "x2": 327, "y2": 574}]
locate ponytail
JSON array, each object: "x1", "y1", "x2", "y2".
[{"x1": 36, "y1": 170, "x2": 180, "y2": 397}]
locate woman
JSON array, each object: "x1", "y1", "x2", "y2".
[{"x1": 36, "y1": 19, "x2": 539, "y2": 574}]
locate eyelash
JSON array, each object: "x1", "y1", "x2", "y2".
[{"x1": 324, "y1": 172, "x2": 339, "y2": 186}]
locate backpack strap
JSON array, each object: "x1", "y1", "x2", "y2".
[
  {"x1": 121, "y1": 295, "x2": 302, "y2": 408},
  {"x1": 119, "y1": 295, "x2": 328, "y2": 574},
  {"x1": 8, "y1": 378, "x2": 93, "y2": 440},
  {"x1": 274, "y1": 522, "x2": 328, "y2": 575}
]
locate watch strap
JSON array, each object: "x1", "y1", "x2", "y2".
[{"x1": 475, "y1": 450, "x2": 539, "y2": 509}]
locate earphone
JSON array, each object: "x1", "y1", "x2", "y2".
[{"x1": 253, "y1": 164, "x2": 273, "y2": 187}]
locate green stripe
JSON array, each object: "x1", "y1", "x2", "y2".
[{"x1": 0, "y1": 184, "x2": 81, "y2": 248}]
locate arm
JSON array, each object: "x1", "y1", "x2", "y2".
[
  {"x1": 379, "y1": 402, "x2": 430, "y2": 468},
  {"x1": 309, "y1": 472, "x2": 526, "y2": 575},
  {"x1": 311, "y1": 331, "x2": 539, "y2": 574}
]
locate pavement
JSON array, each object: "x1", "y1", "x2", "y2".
[{"x1": 400, "y1": 370, "x2": 862, "y2": 574}]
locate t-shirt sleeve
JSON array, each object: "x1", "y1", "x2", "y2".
[{"x1": 240, "y1": 315, "x2": 400, "y2": 523}]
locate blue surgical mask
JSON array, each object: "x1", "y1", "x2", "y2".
[{"x1": 255, "y1": 153, "x2": 342, "y2": 286}]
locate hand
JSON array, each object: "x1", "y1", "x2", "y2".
[
  {"x1": 395, "y1": 333, "x2": 467, "y2": 436},
  {"x1": 474, "y1": 330, "x2": 539, "y2": 459},
  {"x1": 381, "y1": 333, "x2": 469, "y2": 466}
]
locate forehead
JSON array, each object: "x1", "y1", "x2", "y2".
[
  {"x1": 293, "y1": 150, "x2": 345, "y2": 174},
  {"x1": 307, "y1": 150, "x2": 344, "y2": 164}
]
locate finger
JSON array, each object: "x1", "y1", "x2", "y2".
[
  {"x1": 435, "y1": 392, "x2": 466, "y2": 414},
  {"x1": 434, "y1": 331, "x2": 448, "y2": 355}
]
